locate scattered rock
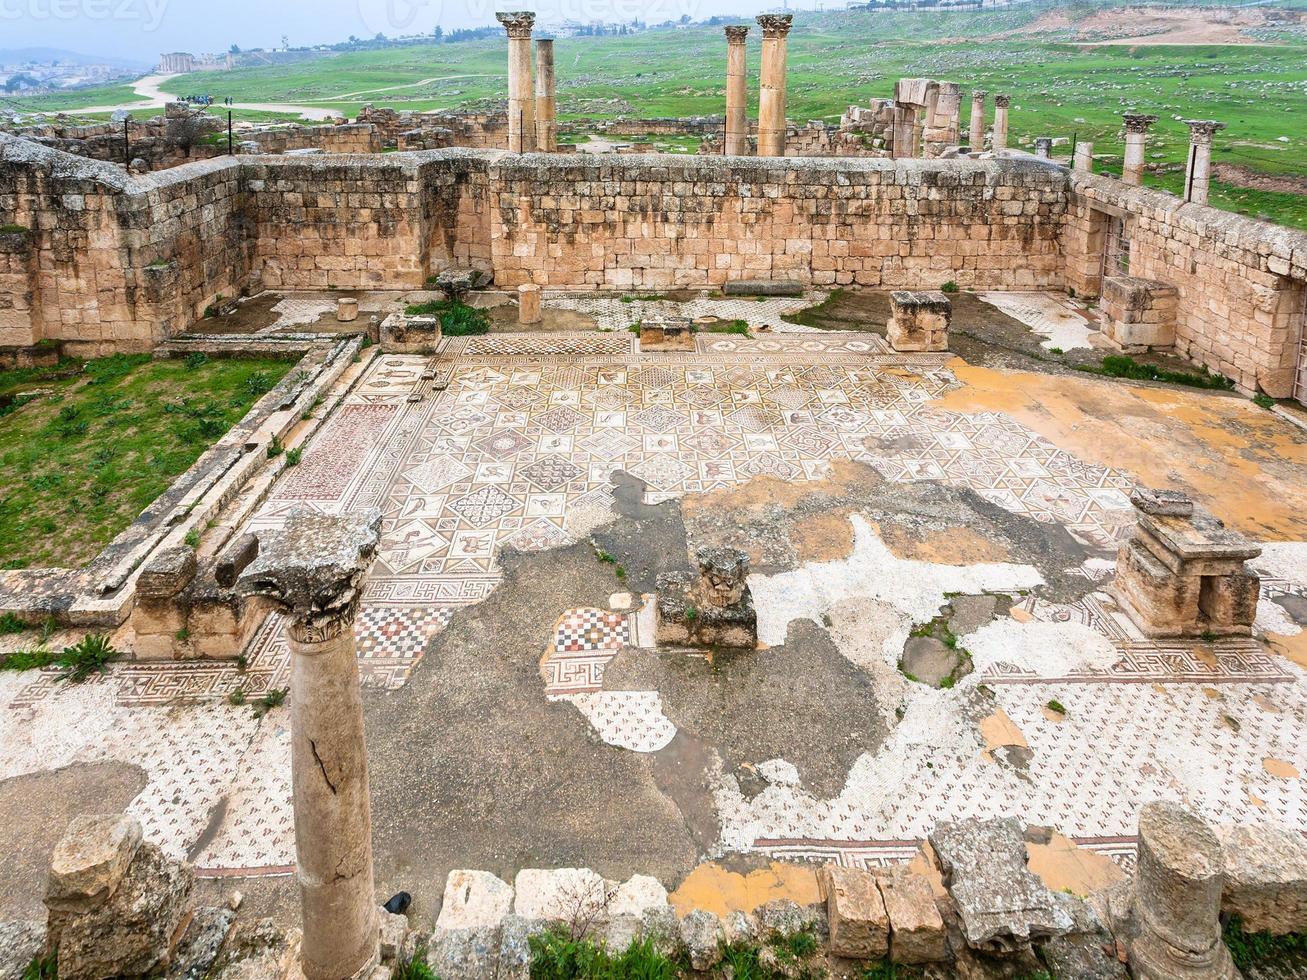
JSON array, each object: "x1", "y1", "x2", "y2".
[
  {"x1": 946, "y1": 594, "x2": 1001, "y2": 636},
  {"x1": 818, "y1": 866, "x2": 888, "y2": 959},
  {"x1": 875, "y1": 870, "x2": 949, "y2": 964},
  {"x1": 929, "y1": 816, "x2": 1072, "y2": 954},
  {"x1": 755, "y1": 899, "x2": 821, "y2": 939},
  {"x1": 378, "y1": 910, "x2": 410, "y2": 961},
  {"x1": 430, "y1": 923, "x2": 501, "y2": 980},
  {"x1": 900, "y1": 636, "x2": 963, "y2": 687},
  {"x1": 45, "y1": 814, "x2": 142, "y2": 914},
  {"x1": 1219, "y1": 822, "x2": 1307, "y2": 936},
  {"x1": 495, "y1": 915, "x2": 543, "y2": 980},
  {"x1": 167, "y1": 906, "x2": 237, "y2": 980},
  {"x1": 437, "y1": 871, "x2": 514, "y2": 932},
  {"x1": 639, "y1": 906, "x2": 684, "y2": 959},
  {"x1": 679, "y1": 909, "x2": 723, "y2": 971},
  {"x1": 513, "y1": 868, "x2": 612, "y2": 924},
  {"x1": 0, "y1": 921, "x2": 44, "y2": 980}
]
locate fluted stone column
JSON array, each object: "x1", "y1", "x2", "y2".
[
  {"x1": 968, "y1": 89, "x2": 986, "y2": 150},
  {"x1": 497, "y1": 12, "x2": 536, "y2": 153},
  {"x1": 1122, "y1": 112, "x2": 1158, "y2": 186},
  {"x1": 238, "y1": 509, "x2": 384, "y2": 980},
  {"x1": 1073, "y1": 141, "x2": 1094, "y2": 173},
  {"x1": 756, "y1": 14, "x2": 792, "y2": 158},
  {"x1": 724, "y1": 26, "x2": 750, "y2": 156},
  {"x1": 534, "y1": 37, "x2": 556, "y2": 153},
  {"x1": 992, "y1": 94, "x2": 1010, "y2": 151},
  {"x1": 1184, "y1": 119, "x2": 1225, "y2": 206}
]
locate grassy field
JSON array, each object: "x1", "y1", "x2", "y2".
[
  {"x1": 6, "y1": 1, "x2": 1306, "y2": 225},
  {"x1": 0, "y1": 354, "x2": 294, "y2": 570}
]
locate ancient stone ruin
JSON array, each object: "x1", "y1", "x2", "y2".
[{"x1": 656, "y1": 547, "x2": 758, "y2": 649}]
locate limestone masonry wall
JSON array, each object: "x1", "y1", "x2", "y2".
[
  {"x1": 3, "y1": 133, "x2": 1305, "y2": 394},
  {"x1": 1065, "y1": 172, "x2": 1307, "y2": 396},
  {"x1": 489, "y1": 154, "x2": 1068, "y2": 290}
]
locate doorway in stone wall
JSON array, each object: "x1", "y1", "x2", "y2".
[
  {"x1": 1293, "y1": 281, "x2": 1307, "y2": 408},
  {"x1": 1100, "y1": 214, "x2": 1131, "y2": 285}
]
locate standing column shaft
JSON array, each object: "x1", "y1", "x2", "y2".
[
  {"x1": 1073, "y1": 141, "x2": 1094, "y2": 173},
  {"x1": 991, "y1": 94, "x2": 1010, "y2": 151},
  {"x1": 968, "y1": 90, "x2": 986, "y2": 150},
  {"x1": 535, "y1": 38, "x2": 556, "y2": 153},
  {"x1": 1184, "y1": 119, "x2": 1224, "y2": 206},
  {"x1": 724, "y1": 26, "x2": 750, "y2": 156},
  {"x1": 756, "y1": 14, "x2": 792, "y2": 158},
  {"x1": 1121, "y1": 112, "x2": 1157, "y2": 186},
  {"x1": 238, "y1": 510, "x2": 385, "y2": 980},
  {"x1": 497, "y1": 12, "x2": 536, "y2": 153},
  {"x1": 892, "y1": 105, "x2": 918, "y2": 159}
]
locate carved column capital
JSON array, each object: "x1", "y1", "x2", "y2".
[
  {"x1": 993, "y1": 94, "x2": 1010, "y2": 108},
  {"x1": 1184, "y1": 119, "x2": 1225, "y2": 144},
  {"x1": 724, "y1": 24, "x2": 750, "y2": 43},
  {"x1": 971, "y1": 89, "x2": 987, "y2": 102},
  {"x1": 756, "y1": 13, "x2": 793, "y2": 37},
  {"x1": 1123, "y1": 112, "x2": 1159, "y2": 134},
  {"x1": 238, "y1": 509, "x2": 382, "y2": 644},
  {"x1": 496, "y1": 11, "x2": 536, "y2": 39}
]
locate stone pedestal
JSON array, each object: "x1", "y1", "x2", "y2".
[
  {"x1": 887, "y1": 291, "x2": 951, "y2": 352},
  {"x1": 337, "y1": 297, "x2": 359, "y2": 322},
  {"x1": 1100, "y1": 276, "x2": 1177, "y2": 350},
  {"x1": 639, "y1": 316, "x2": 695, "y2": 351},
  {"x1": 1109, "y1": 488, "x2": 1261, "y2": 639},
  {"x1": 535, "y1": 39, "x2": 557, "y2": 153},
  {"x1": 1122, "y1": 112, "x2": 1158, "y2": 186},
  {"x1": 518, "y1": 283, "x2": 542, "y2": 324},
  {"x1": 1073, "y1": 141, "x2": 1094, "y2": 173},
  {"x1": 1125, "y1": 803, "x2": 1237, "y2": 980},
  {"x1": 1183, "y1": 120, "x2": 1224, "y2": 206},
  {"x1": 724, "y1": 26, "x2": 750, "y2": 157},
  {"x1": 238, "y1": 510, "x2": 384, "y2": 980},
  {"x1": 656, "y1": 547, "x2": 757, "y2": 649},
  {"x1": 991, "y1": 94, "x2": 1010, "y2": 151},
  {"x1": 497, "y1": 12, "x2": 536, "y2": 153},
  {"x1": 380, "y1": 312, "x2": 442, "y2": 354},
  {"x1": 756, "y1": 15, "x2": 792, "y2": 158},
  {"x1": 968, "y1": 90, "x2": 986, "y2": 150}
]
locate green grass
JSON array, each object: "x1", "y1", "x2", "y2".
[
  {"x1": 403, "y1": 299, "x2": 491, "y2": 336},
  {"x1": 0, "y1": 354, "x2": 294, "y2": 570},
  {"x1": 528, "y1": 927, "x2": 683, "y2": 980},
  {"x1": 1222, "y1": 917, "x2": 1307, "y2": 971},
  {"x1": 1077, "y1": 354, "x2": 1234, "y2": 390},
  {"x1": 0, "y1": 633, "x2": 118, "y2": 682}
]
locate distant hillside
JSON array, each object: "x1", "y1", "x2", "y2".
[{"x1": 0, "y1": 47, "x2": 148, "y2": 70}]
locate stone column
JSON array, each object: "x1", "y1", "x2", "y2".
[
  {"x1": 968, "y1": 89, "x2": 986, "y2": 150},
  {"x1": 1121, "y1": 112, "x2": 1158, "y2": 186},
  {"x1": 1073, "y1": 141, "x2": 1094, "y2": 173},
  {"x1": 1183, "y1": 119, "x2": 1224, "y2": 206},
  {"x1": 1126, "y1": 802, "x2": 1237, "y2": 980},
  {"x1": 756, "y1": 14, "x2": 793, "y2": 158},
  {"x1": 724, "y1": 26, "x2": 750, "y2": 156},
  {"x1": 238, "y1": 509, "x2": 384, "y2": 980},
  {"x1": 534, "y1": 38, "x2": 556, "y2": 153},
  {"x1": 892, "y1": 104, "x2": 917, "y2": 159},
  {"x1": 937, "y1": 82, "x2": 962, "y2": 147},
  {"x1": 991, "y1": 94, "x2": 1010, "y2": 151},
  {"x1": 497, "y1": 12, "x2": 536, "y2": 153},
  {"x1": 1034, "y1": 137, "x2": 1052, "y2": 159}
]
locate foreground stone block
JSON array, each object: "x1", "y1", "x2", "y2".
[
  {"x1": 639, "y1": 317, "x2": 694, "y2": 352},
  {"x1": 723, "y1": 279, "x2": 803, "y2": 297},
  {"x1": 887, "y1": 291, "x2": 951, "y2": 352},
  {"x1": 656, "y1": 547, "x2": 757, "y2": 650},
  {"x1": 1219, "y1": 822, "x2": 1307, "y2": 936},
  {"x1": 875, "y1": 870, "x2": 948, "y2": 964},
  {"x1": 46, "y1": 822, "x2": 195, "y2": 980},
  {"x1": 45, "y1": 814, "x2": 143, "y2": 914},
  {"x1": 679, "y1": 910, "x2": 723, "y2": 971},
  {"x1": 512, "y1": 868, "x2": 613, "y2": 923},
  {"x1": 517, "y1": 284, "x2": 541, "y2": 325},
  {"x1": 1125, "y1": 802, "x2": 1236, "y2": 980},
  {"x1": 818, "y1": 866, "x2": 889, "y2": 960},
  {"x1": 1101, "y1": 276, "x2": 1177, "y2": 350},
  {"x1": 436, "y1": 871, "x2": 515, "y2": 932},
  {"x1": 0, "y1": 922, "x2": 44, "y2": 980},
  {"x1": 380, "y1": 312, "x2": 442, "y2": 355},
  {"x1": 1110, "y1": 488, "x2": 1261, "y2": 638},
  {"x1": 336, "y1": 297, "x2": 359, "y2": 323},
  {"x1": 929, "y1": 816, "x2": 1072, "y2": 954}
]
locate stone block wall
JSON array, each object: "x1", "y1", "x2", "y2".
[
  {"x1": 1066, "y1": 173, "x2": 1307, "y2": 396},
  {"x1": 488, "y1": 154, "x2": 1068, "y2": 290},
  {"x1": 0, "y1": 227, "x2": 37, "y2": 347},
  {"x1": 244, "y1": 124, "x2": 382, "y2": 156}
]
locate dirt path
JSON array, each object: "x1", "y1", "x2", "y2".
[{"x1": 60, "y1": 73, "x2": 342, "y2": 121}]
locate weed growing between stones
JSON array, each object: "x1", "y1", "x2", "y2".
[
  {"x1": 1076, "y1": 355, "x2": 1234, "y2": 391},
  {"x1": 21, "y1": 952, "x2": 56, "y2": 980},
  {"x1": 0, "y1": 633, "x2": 118, "y2": 682},
  {"x1": 393, "y1": 944, "x2": 439, "y2": 980},
  {"x1": 530, "y1": 929, "x2": 682, "y2": 980},
  {"x1": 940, "y1": 281, "x2": 960, "y2": 294},
  {"x1": 1253, "y1": 393, "x2": 1276, "y2": 409},
  {"x1": 1222, "y1": 916, "x2": 1307, "y2": 971},
  {"x1": 403, "y1": 300, "x2": 492, "y2": 336},
  {"x1": 860, "y1": 961, "x2": 923, "y2": 980},
  {"x1": 0, "y1": 612, "x2": 27, "y2": 635}
]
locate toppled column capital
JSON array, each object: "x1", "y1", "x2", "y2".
[
  {"x1": 724, "y1": 24, "x2": 749, "y2": 42},
  {"x1": 1184, "y1": 119, "x2": 1225, "y2": 144},
  {"x1": 756, "y1": 13, "x2": 793, "y2": 37},
  {"x1": 696, "y1": 547, "x2": 749, "y2": 609},
  {"x1": 1123, "y1": 111, "x2": 1159, "y2": 134},
  {"x1": 495, "y1": 10, "x2": 536, "y2": 38},
  {"x1": 993, "y1": 93, "x2": 1010, "y2": 108},
  {"x1": 238, "y1": 509, "x2": 382, "y2": 641}
]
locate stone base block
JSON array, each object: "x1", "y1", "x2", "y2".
[
  {"x1": 819, "y1": 866, "x2": 889, "y2": 960},
  {"x1": 655, "y1": 569, "x2": 757, "y2": 650},
  {"x1": 887, "y1": 291, "x2": 951, "y2": 352},
  {"x1": 640, "y1": 317, "x2": 695, "y2": 352},
  {"x1": 1101, "y1": 276, "x2": 1177, "y2": 350},
  {"x1": 381, "y1": 313, "x2": 442, "y2": 355}
]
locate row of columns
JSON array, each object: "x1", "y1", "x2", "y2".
[
  {"x1": 1120, "y1": 112, "x2": 1225, "y2": 206},
  {"x1": 722, "y1": 15, "x2": 794, "y2": 158},
  {"x1": 888, "y1": 86, "x2": 1009, "y2": 159},
  {"x1": 496, "y1": 11, "x2": 557, "y2": 153}
]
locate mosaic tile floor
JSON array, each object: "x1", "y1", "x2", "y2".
[
  {"x1": 544, "y1": 291, "x2": 830, "y2": 334},
  {"x1": 3, "y1": 303, "x2": 1303, "y2": 880}
]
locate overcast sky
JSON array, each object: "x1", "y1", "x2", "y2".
[{"x1": 3, "y1": 0, "x2": 801, "y2": 63}]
